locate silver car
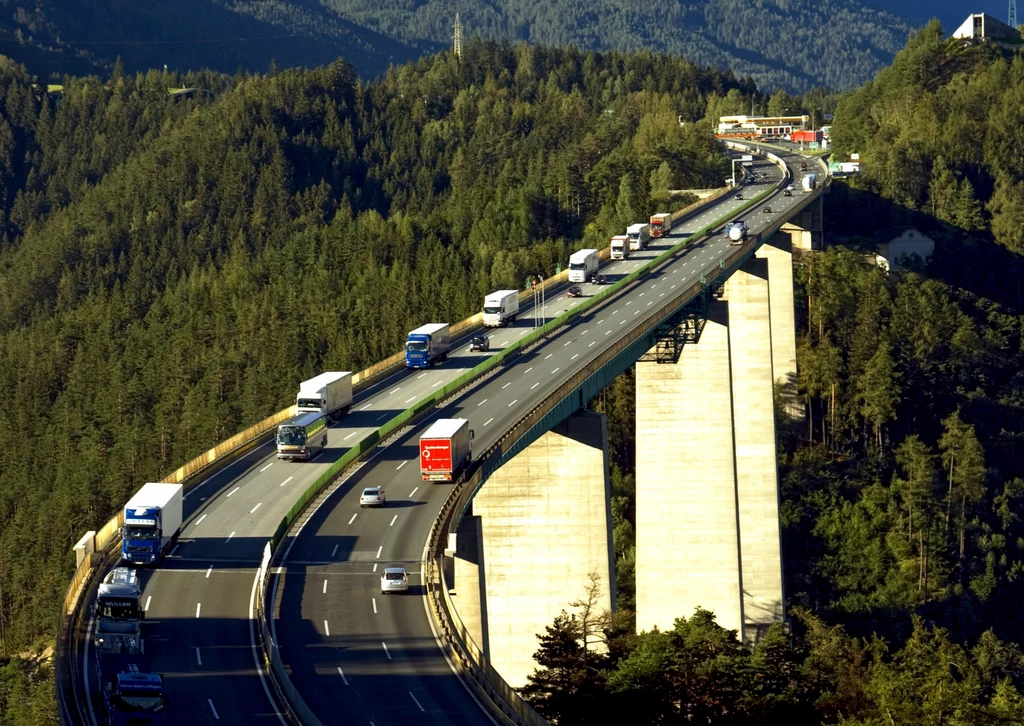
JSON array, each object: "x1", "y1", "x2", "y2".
[
  {"x1": 380, "y1": 567, "x2": 409, "y2": 594},
  {"x1": 360, "y1": 486, "x2": 386, "y2": 507}
]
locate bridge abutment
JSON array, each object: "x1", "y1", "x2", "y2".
[{"x1": 454, "y1": 410, "x2": 615, "y2": 687}]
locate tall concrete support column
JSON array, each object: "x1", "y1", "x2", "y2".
[
  {"x1": 469, "y1": 410, "x2": 615, "y2": 688},
  {"x1": 635, "y1": 302, "x2": 745, "y2": 636},
  {"x1": 758, "y1": 234, "x2": 801, "y2": 421},
  {"x1": 724, "y1": 260, "x2": 785, "y2": 638},
  {"x1": 781, "y1": 195, "x2": 824, "y2": 251}
]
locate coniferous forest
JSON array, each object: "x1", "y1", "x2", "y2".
[{"x1": 2, "y1": 20, "x2": 1024, "y2": 725}]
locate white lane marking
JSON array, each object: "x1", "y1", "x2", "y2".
[
  {"x1": 596, "y1": 319, "x2": 605, "y2": 325},
  {"x1": 348, "y1": 513, "x2": 357, "y2": 525},
  {"x1": 552, "y1": 367, "x2": 560, "y2": 374},
  {"x1": 417, "y1": 373, "x2": 427, "y2": 379},
  {"x1": 331, "y1": 544, "x2": 339, "y2": 557},
  {"x1": 196, "y1": 603, "x2": 202, "y2": 618},
  {"x1": 563, "y1": 341, "x2": 572, "y2": 347},
  {"x1": 647, "y1": 302, "x2": 653, "y2": 306},
  {"x1": 397, "y1": 460, "x2": 408, "y2": 470},
  {"x1": 373, "y1": 598, "x2": 378, "y2": 614},
  {"x1": 250, "y1": 502, "x2": 262, "y2": 514},
  {"x1": 260, "y1": 462, "x2": 273, "y2": 473},
  {"x1": 605, "y1": 330, "x2": 612, "y2": 335},
  {"x1": 508, "y1": 399, "x2": 519, "y2": 407},
  {"x1": 477, "y1": 399, "x2": 488, "y2": 407},
  {"x1": 206, "y1": 566, "x2": 213, "y2": 578},
  {"x1": 484, "y1": 418, "x2": 494, "y2": 426},
  {"x1": 409, "y1": 487, "x2": 418, "y2": 498},
  {"x1": 502, "y1": 382, "x2": 512, "y2": 389},
  {"x1": 660, "y1": 293, "x2": 665, "y2": 298},
  {"x1": 337, "y1": 667, "x2": 349, "y2": 685},
  {"x1": 280, "y1": 476, "x2": 293, "y2": 487},
  {"x1": 208, "y1": 699, "x2": 220, "y2": 720},
  {"x1": 626, "y1": 301, "x2": 633, "y2": 306},
  {"x1": 405, "y1": 396, "x2": 416, "y2": 404},
  {"x1": 545, "y1": 353, "x2": 553, "y2": 359},
  {"x1": 359, "y1": 403, "x2": 372, "y2": 411},
  {"x1": 194, "y1": 514, "x2": 207, "y2": 526},
  {"x1": 226, "y1": 486, "x2": 240, "y2": 497},
  {"x1": 571, "y1": 354, "x2": 579, "y2": 360},
  {"x1": 343, "y1": 431, "x2": 357, "y2": 440},
  {"x1": 376, "y1": 546, "x2": 382, "y2": 559},
  {"x1": 639, "y1": 293, "x2": 645, "y2": 297},
  {"x1": 226, "y1": 531, "x2": 235, "y2": 543},
  {"x1": 382, "y1": 642, "x2": 392, "y2": 660},
  {"x1": 531, "y1": 382, "x2": 540, "y2": 389},
  {"x1": 390, "y1": 515, "x2": 398, "y2": 527},
  {"x1": 581, "y1": 329, "x2": 589, "y2": 335},
  {"x1": 196, "y1": 648, "x2": 202, "y2": 666},
  {"x1": 376, "y1": 413, "x2": 388, "y2": 421},
  {"x1": 525, "y1": 367, "x2": 534, "y2": 373},
  {"x1": 144, "y1": 596, "x2": 152, "y2": 611},
  {"x1": 635, "y1": 310, "x2": 640, "y2": 315},
  {"x1": 389, "y1": 387, "x2": 401, "y2": 394},
  {"x1": 433, "y1": 380, "x2": 443, "y2": 387},
  {"x1": 373, "y1": 564, "x2": 378, "y2": 572},
  {"x1": 410, "y1": 693, "x2": 426, "y2": 712},
  {"x1": 324, "y1": 620, "x2": 330, "y2": 637},
  {"x1": 589, "y1": 341, "x2": 596, "y2": 347},
  {"x1": 323, "y1": 580, "x2": 328, "y2": 594}
]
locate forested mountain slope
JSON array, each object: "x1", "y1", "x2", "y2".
[
  {"x1": 1, "y1": 0, "x2": 913, "y2": 91},
  {"x1": 0, "y1": 40, "x2": 738, "y2": 721}
]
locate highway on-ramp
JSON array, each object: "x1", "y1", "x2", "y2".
[{"x1": 271, "y1": 151, "x2": 810, "y2": 725}]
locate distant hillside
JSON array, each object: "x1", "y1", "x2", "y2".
[{"x1": 1, "y1": 0, "x2": 914, "y2": 91}]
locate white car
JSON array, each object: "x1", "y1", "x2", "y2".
[
  {"x1": 380, "y1": 567, "x2": 409, "y2": 594},
  {"x1": 359, "y1": 486, "x2": 386, "y2": 507}
]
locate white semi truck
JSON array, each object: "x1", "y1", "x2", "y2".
[
  {"x1": 627, "y1": 223, "x2": 650, "y2": 251},
  {"x1": 94, "y1": 568, "x2": 143, "y2": 654},
  {"x1": 726, "y1": 221, "x2": 748, "y2": 245},
  {"x1": 482, "y1": 290, "x2": 519, "y2": 327},
  {"x1": 568, "y1": 249, "x2": 599, "y2": 282},
  {"x1": 610, "y1": 235, "x2": 629, "y2": 260},
  {"x1": 296, "y1": 372, "x2": 352, "y2": 422}
]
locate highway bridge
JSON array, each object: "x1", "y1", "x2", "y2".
[{"x1": 58, "y1": 141, "x2": 827, "y2": 726}]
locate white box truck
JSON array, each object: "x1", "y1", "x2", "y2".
[
  {"x1": 610, "y1": 235, "x2": 629, "y2": 260},
  {"x1": 482, "y1": 290, "x2": 519, "y2": 327},
  {"x1": 627, "y1": 223, "x2": 650, "y2": 250},
  {"x1": 296, "y1": 372, "x2": 353, "y2": 422},
  {"x1": 121, "y1": 483, "x2": 183, "y2": 566},
  {"x1": 568, "y1": 249, "x2": 599, "y2": 283}
]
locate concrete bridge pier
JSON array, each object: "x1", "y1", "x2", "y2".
[
  {"x1": 635, "y1": 257, "x2": 785, "y2": 643},
  {"x1": 781, "y1": 194, "x2": 824, "y2": 251},
  {"x1": 450, "y1": 410, "x2": 615, "y2": 687}
]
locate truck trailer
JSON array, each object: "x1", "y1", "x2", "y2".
[
  {"x1": 296, "y1": 372, "x2": 352, "y2": 422},
  {"x1": 627, "y1": 223, "x2": 650, "y2": 251},
  {"x1": 419, "y1": 418, "x2": 472, "y2": 482},
  {"x1": 121, "y1": 483, "x2": 183, "y2": 566},
  {"x1": 99, "y1": 652, "x2": 167, "y2": 726},
  {"x1": 94, "y1": 568, "x2": 143, "y2": 654},
  {"x1": 482, "y1": 290, "x2": 519, "y2": 327},
  {"x1": 726, "y1": 221, "x2": 748, "y2": 245},
  {"x1": 609, "y1": 235, "x2": 629, "y2": 260},
  {"x1": 405, "y1": 323, "x2": 451, "y2": 368},
  {"x1": 568, "y1": 249, "x2": 599, "y2": 283},
  {"x1": 649, "y1": 213, "x2": 672, "y2": 238}
]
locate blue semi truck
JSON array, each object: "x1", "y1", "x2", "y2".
[
  {"x1": 121, "y1": 483, "x2": 183, "y2": 566},
  {"x1": 405, "y1": 323, "x2": 451, "y2": 369},
  {"x1": 99, "y1": 652, "x2": 167, "y2": 726}
]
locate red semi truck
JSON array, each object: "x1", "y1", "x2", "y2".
[
  {"x1": 649, "y1": 213, "x2": 672, "y2": 238},
  {"x1": 419, "y1": 418, "x2": 473, "y2": 482}
]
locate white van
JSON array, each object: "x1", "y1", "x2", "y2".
[{"x1": 568, "y1": 249, "x2": 599, "y2": 283}]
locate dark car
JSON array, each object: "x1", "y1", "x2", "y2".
[
  {"x1": 735, "y1": 193, "x2": 743, "y2": 200},
  {"x1": 590, "y1": 274, "x2": 608, "y2": 285},
  {"x1": 469, "y1": 335, "x2": 489, "y2": 352},
  {"x1": 783, "y1": 189, "x2": 792, "y2": 197},
  {"x1": 567, "y1": 285, "x2": 583, "y2": 298},
  {"x1": 763, "y1": 206, "x2": 773, "y2": 214}
]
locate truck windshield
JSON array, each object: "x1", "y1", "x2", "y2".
[
  {"x1": 278, "y1": 425, "x2": 306, "y2": 446},
  {"x1": 124, "y1": 526, "x2": 159, "y2": 540},
  {"x1": 569, "y1": 262, "x2": 585, "y2": 270},
  {"x1": 98, "y1": 599, "x2": 139, "y2": 621},
  {"x1": 406, "y1": 341, "x2": 428, "y2": 353},
  {"x1": 483, "y1": 306, "x2": 501, "y2": 314},
  {"x1": 112, "y1": 694, "x2": 164, "y2": 712},
  {"x1": 296, "y1": 398, "x2": 322, "y2": 409}
]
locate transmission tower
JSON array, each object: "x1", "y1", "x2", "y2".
[
  {"x1": 453, "y1": 13, "x2": 463, "y2": 60},
  {"x1": 1011, "y1": 0, "x2": 1018, "y2": 29}
]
